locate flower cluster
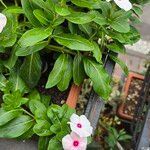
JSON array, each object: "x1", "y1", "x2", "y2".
[
  {"x1": 62, "y1": 114, "x2": 93, "y2": 150},
  {"x1": 0, "y1": 13, "x2": 7, "y2": 33}
]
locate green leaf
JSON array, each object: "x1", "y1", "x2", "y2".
[
  {"x1": 5, "y1": 6, "x2": 24, "y2": 14},
  {"x1": 57, "y1": 54, "x2": 73, "y2": 91},
  {"x1": 47, "y1": 137, "x2": 62, "y2": 150},
  {"x1": 0, "y1": 115, "x2": 34, "y2": 138},
  {"x1": 20, "y1": 52, "x2": 42, "y2": 88},
  {"x1": 65, "y1": 12, "x2": 96, "y2": 24},
  {"x1": 32, "y1": 0, "x2": 54, "y2": 13},
  {"x1": 92, "y1": 10, "x2": 107, "y2": 25},
  {"x1": 0, "y1": 108, "x2": 22, "y2": 126},
  {"x1": 38, "y1": 136, "x2": 50, "y2": 150},
  {"x1": 33, "y1": 9, "x2": 50, "y2": 25},
  {"x1": 78, "y1": 24, "x2": 93, "y2": 35},
  {"x1": 110, "y1": 11, "x2": 131, "y2": 33},
  {"x1": 109, "y1": 55, "x2": 129, "y2": 76},
  {"x1": 2, "y1": 90, "x2": 28, "y2": 111},
  {"x1": 71, "y1": 0, "x2": 102, "y2": 9},
  {"x1": 16, "y1": 41, "x2": 48, "y2": 56},
  {"x1": 29, "y1": 100, "x2": 47, "y2": 119},
  {"x1": 83, "y1": 58, "x2": 111, "y2": 100},
  {"x1": 106, "y1": 42, "x2": 126, "y2": 53},
  {"x1": 4, "y1": 45, "x2": 18, "y2": 70},
  {"x1": 33, "y1": 120, "x2": 52, "y2": 136},
  {"x1": 46, "y1": 54, "x2": 68, "y2": 89},
  {"x1": 54, "y1": 34, "x2": 94, "y2": 51},
  {"x1": 73, "y1": 53, "x2": 86, "y2": 85},
  {"x1": 0, "y1": 74, "x2": 7, "y2": 90},
  {"x1": 55, "y1": 4, "x2": 71, "y2": 16},
  {"x1": 92, "y1": 41, "x2": 102, "y2": 63},
  {"x1": 50, "y1": 123, "x2": 61, "y2": 134},
  {"x1": 9, "y1": 71, "x2": 29, "y2": 93},
  {"x1": 47, "y1": 104, "x2": 62, "y2": 124},
  {"x1": 21, "y1": 0, "x2": 41, "y2": 27},
  {"x1": 18, "y1": 27, "x2": 52, "y2": 47}
]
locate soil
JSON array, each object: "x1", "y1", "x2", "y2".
[
  {"x1": 37, "y1": 52, "x2": 70, "y2": 105},
  {"x1": 123, "y1": 78, "x2": 143, "y2": 116}
]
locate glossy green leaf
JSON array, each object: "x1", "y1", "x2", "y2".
[
  {"x1": 54, "y1": 34, "x2": 94, "y2": 51},
  {"x1": 71, "y1": 0, "x2": 102, "y2": 9},
  {"x1": 16, "y1": 41, "x2": 48, "y2": 56},
  {"x1": 9, "y1": 71, "x2": 29, "y2": 93},
  {"x1": 0, "y1": 115, "x2": 34, "y2": 138},
  {"x1": 50, "y1": 123, "x2": 61, "y2": 134},
  {"x1": 92, "y1": 11, "x2": 107, "y2": 25},
  {"x1": 78, "y1": 24, "x2": 93, "y2": 35},
  {"x1": 110, "y1": 11, "x2": 131, "y2": 33},
  {"x1": 4, "y1": 45, "x2": 18, "y2": 70},
  {"x1": 33, "y1": 120, "x2": 52, "y2": 136},
  {"x1": 109, "y1": 55, "x2": 129, "y2": 76},
  {"x1": 65, "y1": 12, "x2": 96, "y2": 24},
  {"x1": 18, "y1": 27, "x2": 52, "y2": 47},
  {"x1": 2, "y1": 90, "x2": 28, "y2": 111},
  {"x1": 32, "y1": 0, "x2": 54, "y2": 13},
  {"x1": 46, "y1": 54, "x2": 68, "y2": 89},
  {"x1": 83, "y1": 58, "x2": 111, "y2": 100},
  {"x1": 73, "y1": 53, "x2": 86, "y2": 85},
  {"x1": 47, "y1": 137, "x2": 62, "y2": 150},
  {"x1": 20, "y1": 52, "x2": 42, "y2": 88},
  {"x1": 57, "y1": 54, "x2": 73, "y2": 91},
  {"x1": 5, "y1": 6, "x2": 24, "y2": 14},
  {"x1": 55, "y1": 4, "x2": 70, "y2": 16},
  {"x1": 21, "y1": 0, "x2": 41, "y2": 27},
  {"x1": 38, "y1": 136, "x2": 50, "y2": 150},
  {"x1": 33, "y1": 9, "x2": 50, "y2": 25},
  {"x1": 0, "y1": 108, "x2": 22, "y2": 126},
  {"x1": 29, "y1": 100, "x2": 47, "y2": 118},
  {"x1": 92, "y1": 41, "x2": 102, "y2": 63},
  {"x1": 106, "y1": 42, "x2": 126, "y2": 53}
]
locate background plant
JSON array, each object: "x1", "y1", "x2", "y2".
[{"x1": 0, "y1": 0, "x2": 148, "y2": 100}]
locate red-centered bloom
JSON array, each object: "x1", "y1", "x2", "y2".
[{"x1": 62, "y1": 132, "x2": 87, "y2": 150}]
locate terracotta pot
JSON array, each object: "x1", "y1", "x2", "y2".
[
  {"x1": 117, "y1": 72, "x2": 144, "y2": 121},
  {"x1": 66, "y1": 84, "x2": 81, "y2": 108}
]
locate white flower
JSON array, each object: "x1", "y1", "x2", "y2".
[
  {"x1": 62, "y1": 132, "x2": 87, "y2": 150},
  {"x1": 0, "y1": 13, "x2": 7, "y2": 33},
  {"x1": 68, "y1": 114, "x2": 93, "y2": 138},
  {"x1": 114, "y1": 0, "x2": 132, "y2": 11}
]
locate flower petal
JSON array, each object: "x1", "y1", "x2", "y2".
[
  {"x1": 62, "y1": 134, "x2": 73, "y2": 150},
  {"x1": 114, "y1": 0, "x2": 132, "y2": 11},
  {"x1": 0, "y1": 13, "x2": 7, "y2": 33},
  {"x1": 70, "y1": 113, "x2": 80, "y2": 124}
]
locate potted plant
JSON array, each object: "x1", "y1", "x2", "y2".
[
  {"x1": 0, "y1": 0, "x2": 148, "y2": 149},
  {"x1": 117, "y1": 72, "x2": 144, "y2": 121}
]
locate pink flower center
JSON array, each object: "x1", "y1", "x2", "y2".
[
  {"x1": 73, "y1": 140, "x2": 79, "y2": 147},
  {"x1": 77, "y1": 123, "x2": 82, "y2": 128}
]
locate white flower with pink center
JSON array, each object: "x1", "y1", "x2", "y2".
[
  {"x1": 114, "y1": 0, "x2": 132, "y2": 11},
  {"x1": 0, "y1": 13, "x2": 7, "y2": 33},
  {"x1": 68, "y1": 114, "x2": 93, "y2": 138},
  {"x1": 62, "y1": 132, "x2": 87, "y2": 150}
]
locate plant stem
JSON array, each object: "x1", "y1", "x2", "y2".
[
  {"x1": 21, "y1": 108, "x2": 35, "y2": 118},
  {"x1": 46, "y1": 45, "x2": 76, "y2": 55},
  {"x1": 0, "y1": 0, "x2": 7, "y2": 8}
]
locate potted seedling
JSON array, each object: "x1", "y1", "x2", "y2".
[{"x1": 118, "y1": 72, "x2": 144, "y2": 121}]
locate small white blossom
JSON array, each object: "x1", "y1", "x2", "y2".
[
  {"x1": 68, "y1": 114, "x2": 93, "y2": 138},
  {"x1": 0, "y1": 13, "x2": 7, "y2": 33},
  {"x1": 114, "y1": 0, "x2": 132, "y2": 11}
]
